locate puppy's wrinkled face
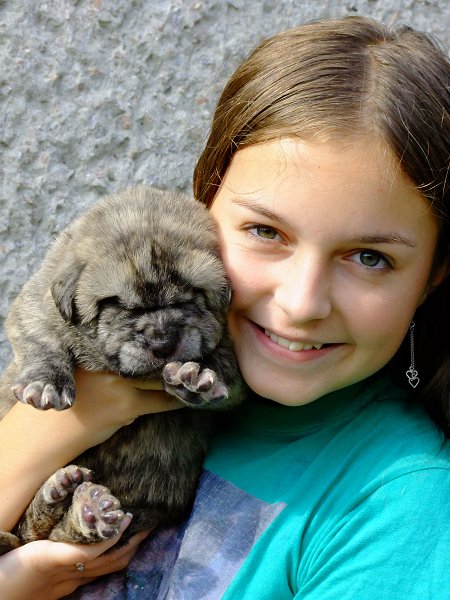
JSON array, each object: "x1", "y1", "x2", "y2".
[
  {"x1": 94, "y1": 288, "x2": 225, "y2": 377},
  {"x1": 64, "y1": 238, "x2": 231, "y2": 377}
]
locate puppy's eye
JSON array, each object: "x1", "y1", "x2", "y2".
[{"x1": 97, "y1": 296, "x2": 121, "y2": 311}]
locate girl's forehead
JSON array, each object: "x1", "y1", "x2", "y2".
[
  {"x1": 232, "y1": 136, "x2": 396, "y2": 173},
  {"x1": 223, "y1": 137, "x2": 411, "y2": 198},
  {"x1": 214, "y1": 136, "x2": 438, "y2": 242}
]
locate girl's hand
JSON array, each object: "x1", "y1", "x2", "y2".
[
  {"x1": 0, "y1": 369, "x2": 183, "y2": 530},
  {"x1": 72, "y1": 368, "x2": 184, "y2": 446},
  {"x1": 0, "y1": 514, "x2": 149, "y2": 600}
]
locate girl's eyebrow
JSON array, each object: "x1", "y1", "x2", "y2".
[
  {"x1": 350, "y1": 234, "x2": 417, "y2": 248},
  {"x1": 230, "y1": 197, "x2": 417, "y2": 248},
  {"x1": 230, "y1": 197, "x2": 291, "y2": 227}
]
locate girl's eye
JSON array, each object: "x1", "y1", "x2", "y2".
[
  {"x1": 350, "y1": 250, "x2": 391, "y2": 270},
  {"x1": 247, "y1": 225, "x2": 281, "y2": 240}
]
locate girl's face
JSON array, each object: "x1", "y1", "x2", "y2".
[{"x1": 210, "y1": 137, "x2": 443, "y2": 406}]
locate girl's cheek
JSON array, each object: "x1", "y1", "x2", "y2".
[{"x1": 221, "y1": 247, "x2": 248, "y2": 287}]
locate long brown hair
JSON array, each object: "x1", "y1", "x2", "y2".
[{"x1": 193, "y1": 16, "x2": 450, "y2": 435}]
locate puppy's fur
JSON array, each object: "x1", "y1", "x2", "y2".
[{"x1": 0, "y1": 186, "x2": 244, "y2": 554}]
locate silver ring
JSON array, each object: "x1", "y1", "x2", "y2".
[{"x1": 75, "y1": 562, "x2": 85, "y2": 572}]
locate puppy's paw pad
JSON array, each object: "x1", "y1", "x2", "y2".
[
  {"x1": 177, "y1": 362, "x2": 203, "y2": 390},
  {"x1": 164, "y1": 362, "x2": 214, "y2": 391},
  {"x1": 13, "y1": 377, "x2": 75, "y2": 411},
  {"x1": 74, "y1": 482, "x2": 125, "y2": 540},
  {"x1": 191, "y1": 368, "x2": 216, "y2": 393},
  {"x1": 43, "y1": 465, "x2": 94, "y2": 504},
  {"x1": 163, "y1": 362, "x2": 229, "y2": 407},
  {"x1": 182, "y1": 380, "x2": 229, "y2": 407},
  {"x1": 162, "y1": 361, "x2": 183, "y2": 386},
  {"x1": 13, "y1": 380, "x2": 45, "y2": 407}
]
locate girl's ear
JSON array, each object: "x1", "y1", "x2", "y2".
[{"x1": 420, "y1": 261, "x2": 450, "y2": 305}]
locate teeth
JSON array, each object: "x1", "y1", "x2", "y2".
[{"x1": 264, "y1": 330, "x2": 323, "y2": 352}]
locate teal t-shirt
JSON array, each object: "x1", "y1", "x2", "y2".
[{"x1": 70, "y1": 372, "x2": 450, "y2": 599}]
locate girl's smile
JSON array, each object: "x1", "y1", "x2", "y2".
[
  {"x1": 262, "y1": 327, "x2": 326, "y2": 352},
  {"x1": 242, "y1": 317, "x2": 348, "y2": 366},
  {"x1": 210, "y1": 137, "x2": 443, "y2": 406}
]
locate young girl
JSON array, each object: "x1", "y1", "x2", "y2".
[{"x1": 1, "y1": 15, "x2": 449, "y2": 599}]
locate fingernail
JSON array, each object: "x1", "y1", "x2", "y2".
[{"x1": 119, "y1": 512, "x2": 133, "y2": 531}]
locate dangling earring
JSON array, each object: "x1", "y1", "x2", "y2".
[{"x1": 406, "y1": 321, "x2": 420, "y2": 388}]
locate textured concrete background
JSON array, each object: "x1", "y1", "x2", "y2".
[{"x1": 1, "y1": 0, "x2": 449, "y2": 368}]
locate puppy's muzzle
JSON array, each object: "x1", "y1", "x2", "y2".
[{"x1": 149, "y1": 331, "x2": 180, "y2": 359}]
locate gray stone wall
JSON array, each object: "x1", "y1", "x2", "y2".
[{"x1": 1, "y1": 0, "x2": 449, "y2": 368}]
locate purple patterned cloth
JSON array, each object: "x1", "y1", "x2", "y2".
[{"x1": 66, "y1": 470, "x2": 284, "y2": 599}]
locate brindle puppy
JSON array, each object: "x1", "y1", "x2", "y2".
[{"x1": 0, "y1": 186, "x2": 244, "y2": 554}]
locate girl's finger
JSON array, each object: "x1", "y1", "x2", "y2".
[
  {"x1": 43, "y1": 513, "x2": 135, "y2": 567},
  {"x1": 77, "y1": 530, "x2": 150, "y2": 577},
  {"x1": 129, "y1": 378, "x2": 165, "y2": 390}
]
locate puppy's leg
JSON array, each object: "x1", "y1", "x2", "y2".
[
  {"x1": 6, "y1": 265, "x2": 78, "y2": 411},
  {"x1": 48, "y1": 481, "x2": 126, "y2": 544},
  {"x1": 0, "y1": 531, "x2": 22, "y2": 555},
  {"x1": 17, "y1": 465, "x2": 93, "y2": 543}
]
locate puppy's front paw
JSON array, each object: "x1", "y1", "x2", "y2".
[
  {"x1": 70, "y1": 482, "x2": 126, "y2": 541},
  {"x1": 163, "y1": 361, "x2": 228, "y2": 407},
  {"x1": 42, "y1": 465, "x2": 94, "y2": 504},
  {"x1": 12, "y1": 369, "x2": 75, "y2": 410}
]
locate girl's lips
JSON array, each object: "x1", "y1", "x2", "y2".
[
  {"x1": 248, "y1": 321, "x2": 342, "y2": 361},
  {"x1": 263, "y1": 328, "x2": 324, "y2": 351}
]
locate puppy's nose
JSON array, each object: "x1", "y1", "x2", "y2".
[{"x1": 150, "y1": 333, "x2": 179, "y2": 358}]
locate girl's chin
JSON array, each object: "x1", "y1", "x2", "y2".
[{"x1": 240, "y1": 369, "x2": 329, "y2": 406}]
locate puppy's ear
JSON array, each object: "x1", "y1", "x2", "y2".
[
  {"x1": 179, "y1": 250, "x2": 232, "y2": 312},
  {"x1": 51, "y1": 261, "x2": 85, "y2": 323},
  {"x1": 205, "y1": 279, "x2": 232, "y2": 312}
]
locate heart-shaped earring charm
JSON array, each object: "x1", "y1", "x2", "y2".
[{"x1": 406, "y1": 367, "x2": 420, "y2": 388}]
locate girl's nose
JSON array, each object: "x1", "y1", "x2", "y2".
[{"x1": 273, "y1": 253, "x2": 332, "y2": 323}]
